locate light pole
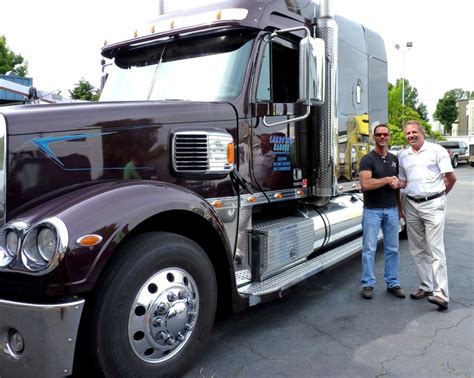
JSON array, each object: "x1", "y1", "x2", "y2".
[{"x1": 394, "y1": 42, "x2": 413, "y2": 106}]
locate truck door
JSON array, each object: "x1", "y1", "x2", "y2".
[{"x1": 250, "y1": 35, "x2": 305, "y2": 194}]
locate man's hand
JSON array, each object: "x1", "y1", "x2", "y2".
[{"x1": 388, "y1": 176, "x2": 400, "y2": 189}]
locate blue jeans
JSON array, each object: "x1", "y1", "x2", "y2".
[{"x1": 361, "y1": 207, "x2": 400, "y2": 288}]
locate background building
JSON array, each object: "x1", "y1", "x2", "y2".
[
  {"x1": 0, "y1": 74, "x2": 33, "y2": 104},
  {"x1": 448, "y1": 99, "x2": 474, "y2": 144}
]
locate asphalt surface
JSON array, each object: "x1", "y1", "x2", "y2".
[{"x1": 186, "y1": 164, "x2": 473, "y2": 377}]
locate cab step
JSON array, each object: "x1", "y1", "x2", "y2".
[{"x1": 238, "y1": 234, "x2": 372, "y2": 306}]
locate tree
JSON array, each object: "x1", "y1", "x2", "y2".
[
  {"x1": 433, "y1": 89, "x2": 466, "y2": 135},
  {"x1": 415, "y1": 103, "x2": 429, "y2": 122},
  {"x1": 389, "y1": 79, "x2": 428, "y2": 121},
  {"x1": 69, "y1": 78, "x2": 99, "y2": 101},
  {"x1": 0, "y1": 35, "x2": 28, "y2": 76},
  {"x1": 387, "y1": 81, "x2": 440, "y2": 145}
]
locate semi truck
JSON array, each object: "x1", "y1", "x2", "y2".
[{"x1": 0, "y1": 0, "x2": 388, "y2": 376}]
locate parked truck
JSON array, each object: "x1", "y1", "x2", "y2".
[{"x1": 0, "y1": 0, "x2": 388, "y2": 376}]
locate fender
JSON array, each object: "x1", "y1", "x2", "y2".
[{"x1": 3, "y1": 180, "x2": 235, "y2": 296}]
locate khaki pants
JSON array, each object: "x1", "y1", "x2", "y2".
[{"x1": 404, "y1": 195, "x2": 449, "y2": 301}]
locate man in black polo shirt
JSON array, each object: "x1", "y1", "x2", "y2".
[{"x1": 359, "y1": 124, "x2": 405, "y2": 299}]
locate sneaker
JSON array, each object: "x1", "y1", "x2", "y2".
[
  {"x1": 410, "y1": 289, "x2": 433, "y2": 299},
  {"x1": 361, "y1": 286, "x2": 374, "y2": 299},
  {"x1": 427, "y1": 295, "x2": 448, "y2": 310},
  {"x1": 387, "y1": 286, "x2": 406, "y2": 298}
]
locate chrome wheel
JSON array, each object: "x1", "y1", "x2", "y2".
[{"x1": 128, "y1": 267, "x2": 199, "y2": 363}]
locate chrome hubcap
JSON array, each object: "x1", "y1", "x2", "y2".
[{"x1": 128, "y1": 268, "x2": 199, "y2": 363}]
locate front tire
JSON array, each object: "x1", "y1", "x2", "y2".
[
  {"x1": 452, "y1": 155, "x2": 458, "y2": 168},
  {"x1": 86, "y1": 232, "x2": 217, "y2": 377}
]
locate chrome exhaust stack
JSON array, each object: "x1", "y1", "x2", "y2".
[{"x1": 313, "y1": 0, "x2": 338, "y2": 202}]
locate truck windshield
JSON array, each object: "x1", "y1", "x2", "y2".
[{"x1": 100, "y1": 32, "x2": 255, "y2": 102}]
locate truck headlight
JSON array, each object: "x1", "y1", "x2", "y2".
[
  {"x1": 37, "y1": 227, "x2": 57, "y2": 261},
  {"x1": 21, "y1": 227, "x2": 50, "y2": 271},
  {"x1": 5, "y1": 230, "x2": 19, "y2": 257},
  {"x1": 1, "y1": 217, "x2": 68, "y2": 274},
  {"x1": 19, "y1": 218, "x2": 67, "y2": 273},
  {"x1": 0, "y1": 230, "x2": 20, "y2": 268}
]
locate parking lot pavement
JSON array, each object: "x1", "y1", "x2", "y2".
[{"x1": 186, "y1": 165, "x2": 473, "y2": 378}]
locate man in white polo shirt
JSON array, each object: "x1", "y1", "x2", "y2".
[{"x1": 398, "y1": 120, "x2": 457, "y2": 310}]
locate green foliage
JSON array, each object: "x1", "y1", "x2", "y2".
[
  {"x1": 391, "y1": 78, "x2": 418, "y2": 109},
  {"x1": 389, "y1": 79, "x2": 428, "y2": 121},
  {"x1": 433, "y1": 89, "x2": 466, "y2": 135},
  {"x1": 0, "y1": 35, "x2": 28, "y2": 76},
  {"x1": 69, "y1": 78, "x2": 99, "y2": 101},
  {"x1": 415, "y1": 103, "x2": 428, "y2": 122},
  {"x1": 388, "y1": 80, "x2": 439, "y2": 145}
]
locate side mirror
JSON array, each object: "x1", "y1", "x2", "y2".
[
  {"x1": 262, "y1": 27, "x2": 326, "y2": 127},
  {"x1": 299, "y1": 36, "x2": 325, "y2": 106}
]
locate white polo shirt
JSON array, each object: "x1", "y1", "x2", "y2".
[{"x1": 398, "y1": 141, "x2": 453, "y2": 197}]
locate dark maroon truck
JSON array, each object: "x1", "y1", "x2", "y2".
[{"x1": 0, "y1": 0, "x2": 388, "y2": 376}]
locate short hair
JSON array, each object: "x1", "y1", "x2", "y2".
[
  {"x1": 373, "y1": 124, "x2": 389, "y2": 135},
  {"x1": 403, "y1": 120, "x2": 425, "y2": 135}
]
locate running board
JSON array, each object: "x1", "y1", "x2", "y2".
[{"x1": 238, "y1": 234, "x2": 369, "y2": 306}]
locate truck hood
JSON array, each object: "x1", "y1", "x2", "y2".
[
  {"x1": 1, "y1": 100, "x2": 238, "y2": 219},
  {"x1": 1, "y1": 101, "x2": 237, "y2": 135}
]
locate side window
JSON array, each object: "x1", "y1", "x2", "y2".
[
  {"x1": 256, "y1": 37, "x2": 299, "y2": 103},
  {"x1": 256, "y1": 43, "x2": 271, "y2": 101}
]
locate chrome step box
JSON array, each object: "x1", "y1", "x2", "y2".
[
  {"x1": 250, "y1": 217, "x2": 315, "y2": 281},
  {"x1": 240, "y1": 234, "x2": 366, "y2": 306}
]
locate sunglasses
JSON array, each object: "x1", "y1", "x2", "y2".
[{"x1": 374, "y1": 133, "x2": 389, "y2": 137}]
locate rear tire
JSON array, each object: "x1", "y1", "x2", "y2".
[
  {"x1": 452, "y1": 155, "x2": 458, "y2": 168},
  {"x1": 85, "y1": 232, "x2": 217, "y2": 377}
]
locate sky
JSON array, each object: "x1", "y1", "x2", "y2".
[{"x1": 0, "y1": 0, "x2": 472, "y2": 121}]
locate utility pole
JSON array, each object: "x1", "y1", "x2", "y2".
[{"x1": 395, "y1": 42, "x2": 413, "y2": 106}]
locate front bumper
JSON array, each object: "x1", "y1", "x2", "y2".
[{"x1": 0, "y1": 297, "x2": 84, "y2": 377}]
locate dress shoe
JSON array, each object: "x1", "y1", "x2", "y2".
[
  {"x1": 361, "y1": 286, "x2": 373, "y2": 299},
  {"x1": 427, "y1": 295, "x2": 448, "y2": 310},
  {"x1": 410, "y1": 288, "x2": 433, "y2": 299},
  {"x1": 387, "y1": 286, "x2": 406, "y2": 298}
]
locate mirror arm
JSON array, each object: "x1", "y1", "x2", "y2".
[
  {"x1": 270, "y1": 26, "x2": 311, "y2": 40},
  {"x1": 263, "y1": 105, "x2": 310, "y2": 127}
]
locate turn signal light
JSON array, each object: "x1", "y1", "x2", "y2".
[
  {"x1": 227, "y1": 143, "x2": 235, "y2": 164},
  {"x1": 212, "y1": 200, "x2": 223, "y2": 208},
  {"x1": 76, "y1": 235, "x2": 103, "y2": 247}
]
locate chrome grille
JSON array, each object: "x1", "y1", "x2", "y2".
[
  {"x1": 174, "y1": 134, "x2": 208, "y2": 172},
  {"x1": 172, "y1": 131, "x2": 234, "y2": 174}
]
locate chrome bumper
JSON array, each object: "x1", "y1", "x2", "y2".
[{"x1": 0, "y1": 297, "x2": 85, "y2": 377}]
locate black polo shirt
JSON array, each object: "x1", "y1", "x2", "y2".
[{"x1": 359, "y1": 150, "x2": 399, "y2": 209}]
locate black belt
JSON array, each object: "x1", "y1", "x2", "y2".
[{"x1": 407, "y1": 191, "x2": 445, "y2": 203}]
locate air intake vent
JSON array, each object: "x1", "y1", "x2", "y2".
[{"x1": 172, "y1": 131, "x2": 234, "y2": 175}]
